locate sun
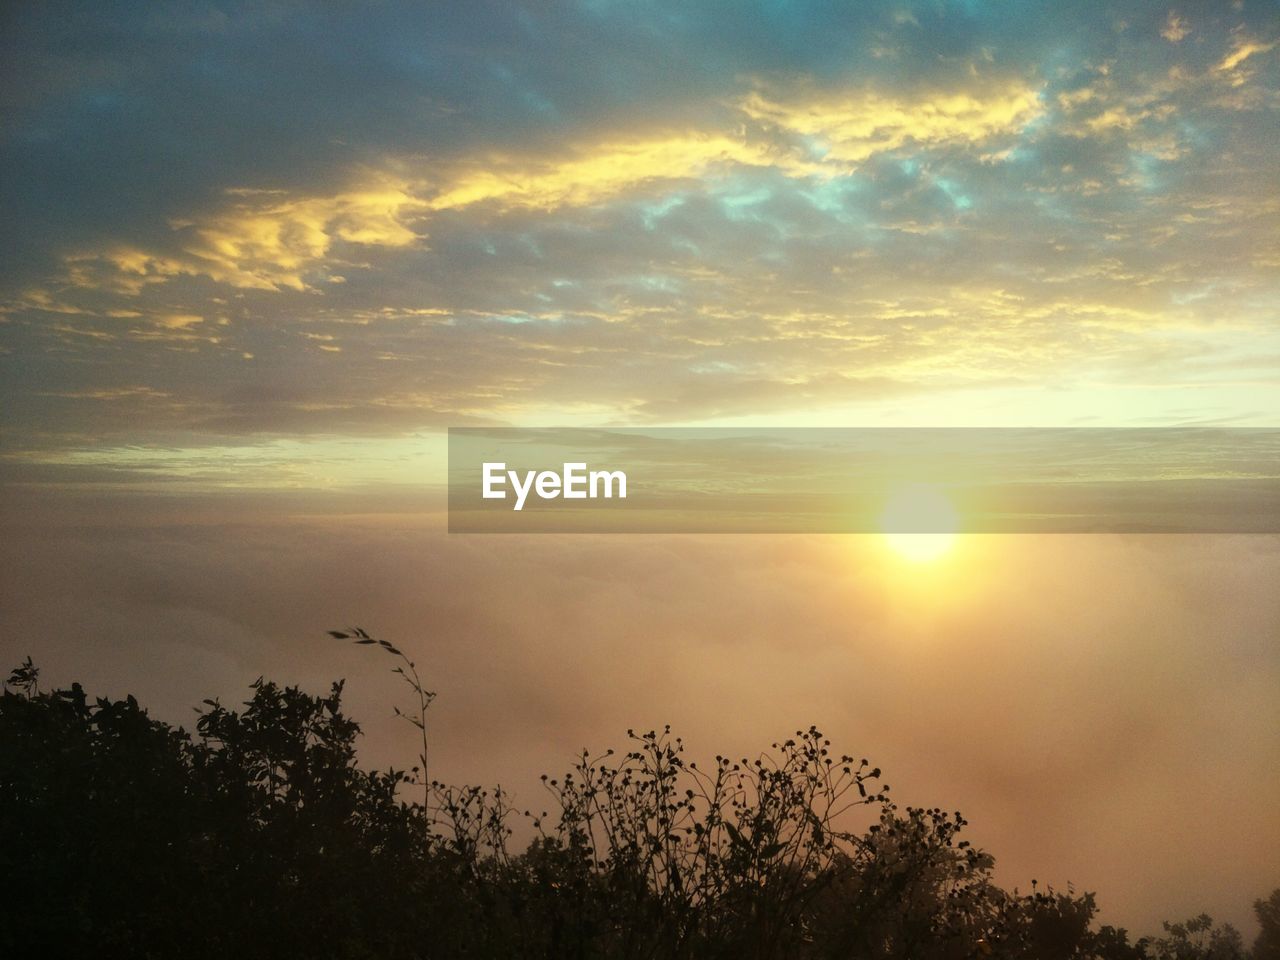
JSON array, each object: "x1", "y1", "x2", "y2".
[{"x1": 879, "y1": 484, "x2": 960, "y2": 562}]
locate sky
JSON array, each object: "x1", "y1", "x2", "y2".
[{"x1": 2, "y1": 0, "x2": 1278, "y2": 939}]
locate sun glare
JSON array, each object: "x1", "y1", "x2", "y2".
[{"x1": 880, "y1": 484, "x2": 959, "y2": 562}]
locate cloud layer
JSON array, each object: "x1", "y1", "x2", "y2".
[
  {"x1": 3, "y1": 0, "x2": 1278, "y2": 474},
  {"x1": 2, "y1": 490, "x2": 1276, "y2": 936}
]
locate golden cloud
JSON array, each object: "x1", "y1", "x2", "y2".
[
  {"x1": 1161, "y1": 13, "x2": 1190, "y2": 43},
  {"x1": 428, "y1": 134, "x2": 801, "y2": 213},
  {"x1": 177, "y1": 177, "x2": 425, "y2": 290},
  {"x1": 50, "y1": 80, "x2": 1044, "y2": 297},
  {"x1": 35, "y1": 386, "x2": 173, "y2": 401},
  {"x1": 737, "y1": 81, "x2": 1043, "y2": 164},
  {"x1": 63, "y1": 137, "x2": 776, "y2": 293},
  {"x1": 1218, "y1": 35, "x2": 1276, "y2": 73},
  {"x1": 62, "y1": 174, "x2": 426, "y2": 294},
  {"x1": 425, "y1": 86, "x2": 1027, "y2": 215}
]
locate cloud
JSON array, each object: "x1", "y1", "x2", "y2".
[
  {"x1": 737, "y1": 80, "x2": 1043, "y2": 164},
  {"x1": 1161, "y1": 12, "x2": 1190, "y2": 44},
  {"x1": 428, "y1": 134, "x2": 797, "y2": 213},
  {"x1": 59, "y1": 174, "x2": 426, "y2": 293},
  {"x1": 48, "y1": 75, "x2": 1046, "y2": 298},
  {"x1": 176, "y1": 180, "x2": 425, "y2": 290},
  {"x1": 2, "y1": 0, "x2": 1278, "y2": 458},
  {"x1": 1, "y1": 491, "x2": 1276, "y2": 936},
  {"x1": 1218, "y1": 35, "x2": 1277, "y2": 73}
]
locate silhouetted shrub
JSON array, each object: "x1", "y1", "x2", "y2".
[
  {"x1": 0, "y1": 659, "x2": 1272, "y2": 959},
  {"x1": 0, "y1": 661, "x2": 428, "y2": 959}
]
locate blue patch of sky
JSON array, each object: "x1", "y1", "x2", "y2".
[
  {"x1": 689, "y1": 360, "x2": 741, "y2": 374},
  {"x1": 1175, "y1": 120, "x2": 1206, "y2": 152},
  {"x1": 1170, "y1": 283, "x2": 1217, "y2": 307},
  {"x1": 896, "y1": 157, "x2": 973, "y2": 212},
  {"x1": 631, "y1": 274, "x2": 680, "y2": 293},
  {"x1": 935, "y1": 177, "x2": 973, "y2": 210},
  {"x1": 1019, "y1": 95, "x2": 1054, "y2": 137},
  {"x1": 490, "y1": 313, "x2": 538, "y2": 324},
  {"x1": 1031, "y1": 190, "x2": 1080, "y2": 222},
  {"x1": 1129, "y1": 153, "x2": 1162, "y2": 192},
  {"x1": 719, "y1": 184, "x2": 774, "y2": 222},
  {"x1": 799, "y1": 174, "x2": 867, "y2": 225},
  {"x1": 639, "y1": 194, "x2": 687, "y2": 230},
  {"x1": 519, "y1": 87, "x2": 558, "y2": 117},
  {"x1": 802, "y1": 135, "x2": 831, "y2": 161}
]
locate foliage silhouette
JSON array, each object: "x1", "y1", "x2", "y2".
[
  {"x1": 330, "y1": 627, "x2": 435, "y2": 800},
  {"x1": 1148, "y1": 914, "x2": 1246, "y2": 960},
  {"x1": 1, "y1": 656, "x2": 1274, "y2": 960},
  {"x1": 1254, "y1": 890, "x2": 1280, "y2": 960},
  {"x1": 1, "y1": 660, "x2": 426, "y2": 959}
]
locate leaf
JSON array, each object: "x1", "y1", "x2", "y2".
[{"x1": 726, "y1": 822, "x2": 744, "y2": 847}]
